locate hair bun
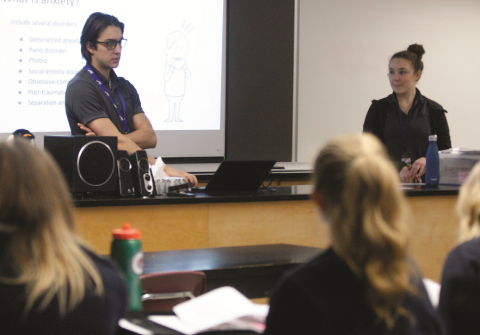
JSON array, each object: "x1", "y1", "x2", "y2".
[{"x1": 407, "y1": 44, "x2": 425, "y2": 59}]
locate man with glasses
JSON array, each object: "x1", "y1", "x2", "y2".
[{"x1": 65, "y1": 12, "x2": 198, "y2": 185}]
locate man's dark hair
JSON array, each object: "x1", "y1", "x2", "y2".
[{"x1": 80, "y1": 12, "x2": 124, "y2": 63}]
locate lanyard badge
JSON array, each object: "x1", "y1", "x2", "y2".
[
  {"x1": 401, "y1": 153, "x2": 412, "y2": 167},
  {"x1": 398, "y1": 107, "x2": 412, "y2": 167},
  {"x1": 85, "y1": 65, "x2": 128, "y2": 132}
]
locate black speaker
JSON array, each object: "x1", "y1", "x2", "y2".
[
  {"x1": 117, "y1": 150, "x2": 136, "y2": 197},
  {"x1": 129, "y1": 150, "x2": 155, "y2": 197},
  {"x1": 44, "y1": 136, "x2": 118, "y2": 194}
]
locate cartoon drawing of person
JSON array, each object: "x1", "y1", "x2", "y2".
[{"x1": 164, "y1": 31, "x2": 191, "y2": 122}]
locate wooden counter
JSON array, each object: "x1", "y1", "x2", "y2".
[{"x1": 74, "y1": 185, "x2": 460, "y2": 282}]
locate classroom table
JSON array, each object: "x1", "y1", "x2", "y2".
[{"x1": 74, "y1": 184, "x2": 459, "y2": 282}]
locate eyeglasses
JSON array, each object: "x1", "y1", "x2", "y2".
[{"x1": 96, "y1": 38, "x2": 128, "y2": 50}]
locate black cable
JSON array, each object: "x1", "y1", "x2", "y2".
[{"x1": 260, "y1": 172, "x2": 276, "y2": 192}]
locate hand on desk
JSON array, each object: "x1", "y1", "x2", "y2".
[
  {"x1": 400, "y1": 166, "x2": 422, "y2": 184},
  {"x1": 164, "y1": 165, "x2": 198, "y2": 187},
  {"x1": 410, "y1": 157, "x2": 426, "y2": 180},
  {"x1": 399, "y1": 157, "x2": 426, "y2": 184}
]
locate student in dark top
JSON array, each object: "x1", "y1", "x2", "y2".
[
  {"x1": 0, "y1": 140, "x2": 128, "y2": 334},
  {"x1": 438, "y1": 161, "x2": 480, "y2": 332},
  {"x1": 363, "y1": 44, "x2": 451, "y2": 183},
  {"x1": 264, "y1": 133, "x2": 445, "y2": 335}
]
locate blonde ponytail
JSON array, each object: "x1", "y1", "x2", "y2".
[
  {"x1": 314, "y1": 133, "x2": 415, "y2": 328},
  {"x1": 456, "y1": 162, "x2": 480, "y2": 243}
]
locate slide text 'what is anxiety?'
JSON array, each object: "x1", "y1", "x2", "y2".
[{"x1": 4, "y1": 0, "x2": 77, "y2": 7}]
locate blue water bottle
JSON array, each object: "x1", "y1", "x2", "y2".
[{"x1": 425, "y1": 135, "x2": 440, "y2": 186}]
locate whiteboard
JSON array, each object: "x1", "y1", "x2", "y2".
[{"x1": 296, "y1": 0, "x2": 480, "y2": 162}]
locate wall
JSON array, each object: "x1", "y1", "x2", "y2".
[{"x1": 296, "y1": 0, "x2": 480, "y2": 162}]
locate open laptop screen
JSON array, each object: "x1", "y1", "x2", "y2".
[{"x1": 205, "y1": 160, "x2": 276, "y2": 192}]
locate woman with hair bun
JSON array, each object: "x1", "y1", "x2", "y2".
[
  {"x1": 264, "y1": 133, "x2": 445, "y2": 335},
  {"x1": 363, "y1": 44, "x2": 451, "y2": 183},
  {"x1": 0, "y1": 140, "x2": 127, "y2": 334}
]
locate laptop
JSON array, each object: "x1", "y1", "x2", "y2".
[{"x1": 193, "y1": 160, "x2": 276, "y2": 193}]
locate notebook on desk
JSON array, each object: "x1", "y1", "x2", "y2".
[{"x1": 192, "y1": 160, "x2": 276, "y2": 194}]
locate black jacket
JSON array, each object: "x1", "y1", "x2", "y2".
[
  {"x1": 264, "y1": 247, "x2": 446, "y2": 335},
  {"x1": 363, "y1": 90, "x2": 451, "y2": 169}
]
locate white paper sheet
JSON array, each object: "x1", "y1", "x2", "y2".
[{"x1": 149, "y1": 286, "x2": 269, "y2": 334}]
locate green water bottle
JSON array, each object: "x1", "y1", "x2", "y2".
[{"x1": 111, "y1": 222, "x2": 143, "y2": 312}]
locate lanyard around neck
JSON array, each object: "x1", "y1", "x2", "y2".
[
  {"x1": 85, "y1": 65, "x2": 128, "y2": 132},
  {"x1": 395, "y1": 94, "x2": 415, "y2": 150},
  {"x1": 398, "y1": 108, "x2": 411, "y2": 149}
]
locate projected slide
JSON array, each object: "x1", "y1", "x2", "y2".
[{"x1": 0, "y1": 0, "x2": 224, "y2": 134}]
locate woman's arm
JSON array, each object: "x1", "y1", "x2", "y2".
[
  {"x1": 434, "y1": 110, "x2": 452, "y2": 150},
  {"x1": 363, "y1": 100, "x2": 386, "y2": 144}
]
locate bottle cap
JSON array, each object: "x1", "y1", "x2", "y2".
[
  {"x1": 112, "y1": 222, "x2": 141, "y2": 240},
  {"x1": 429, "y1": 135, "x2": 438, "y2": 141}
]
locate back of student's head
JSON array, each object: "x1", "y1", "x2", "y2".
[
  {"x1": 0, "y1": 140, "x2": 102, "y2": 314},
  {"x1": 456, "y1": 161, "x2": 480, "y2": 243},
  {"x1": 313, "y1": 133, "x2": 413, "y2": 328},
  {"x1": 80, "y1": 12, "x2": 124, "y2": 63},
  {"x1": 0, "y1": 139, "x2": 74, "y2": 238}
]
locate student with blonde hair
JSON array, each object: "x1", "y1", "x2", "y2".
[
  {"x1": 438, "y1": 161, "x2": 480, "y2": 330},
  {"x1": 0, "y1": 140, "x2": 127, "y2": 334},
  {"x1": 264, "y1": 133, "x2": 444, "y2": 335}
]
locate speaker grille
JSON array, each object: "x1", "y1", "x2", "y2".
[
  {"x1": 77, "y1": 141, "x2": 115, "y2": 186},
  {"x1": 138, "y1": 157, "x2": 149, "y2": 172},
  {"x1": 118, "y1": 157, "x2": 132, "y2": 172}
]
